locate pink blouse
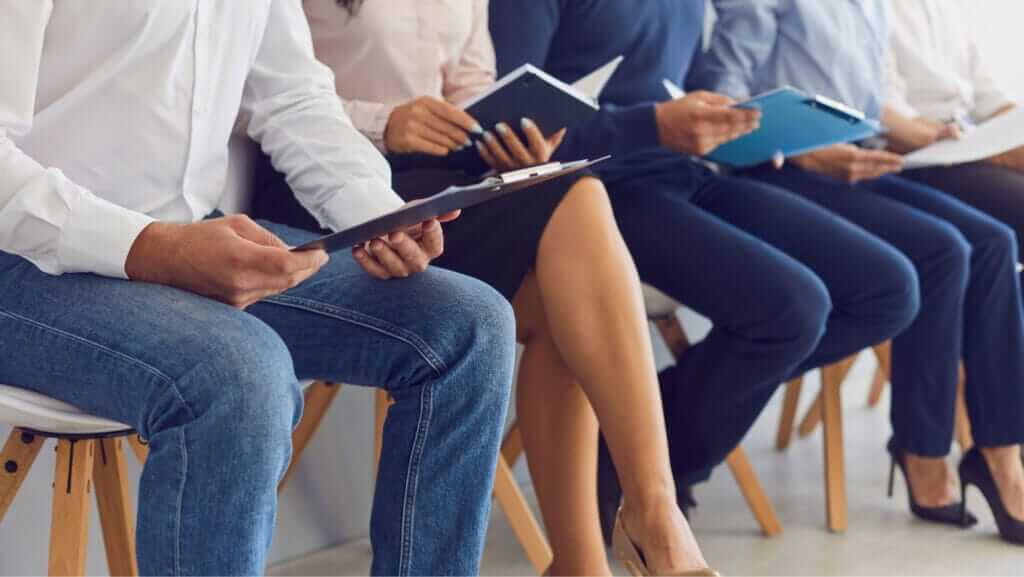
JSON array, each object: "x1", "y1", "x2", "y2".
[{"x1": 304, "y1": 0, "x2": 496, "y2": 150}]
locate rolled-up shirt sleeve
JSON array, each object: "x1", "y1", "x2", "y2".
[
  {"x1": 242, "y1": 0, "x2": 403, "y2": 233},
  {"x1": 0, "y1": 1, "x2": 155, "y2": 278},
  {"x1": 693, "y1": 0, "x2": 782, "y2": 99}
]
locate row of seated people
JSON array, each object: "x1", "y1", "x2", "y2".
[{"x1": 2, "y1": 0, "x2": 1022, "y2": 575}]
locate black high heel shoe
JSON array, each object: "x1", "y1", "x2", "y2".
[
  {"x1": 959, "y1": 446, "x2": 1024, "y2": 545},
  {"x1": 887, "y1": 440, "x2": 977, "y2": 527}
]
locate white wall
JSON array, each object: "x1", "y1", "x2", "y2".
[{"x1": 970, "y1": 0, "x2": 1024, "y2": 101}]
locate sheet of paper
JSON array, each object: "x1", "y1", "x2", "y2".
[
  {"x1": 663, "y1": 78, "x2": 685, "y2": 100},
  {"x1": 571, "y1": 55, "x2": 624, "y2": 100},
  {"x1": 903, "y1": 107, "x2": 1024, "y2": 169}
]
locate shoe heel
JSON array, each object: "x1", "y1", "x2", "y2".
[
  {"x1": 960, "y1": 482, "x2": 969, "y2": 527},
  {"x1": 887, "y1": 456, "x2": 896, "y2": 498}
]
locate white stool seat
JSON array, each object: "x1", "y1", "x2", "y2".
[
  {"x1": 642, "y1": 283, "x2": 681, "y2": 318},
  {"x1": 0, "y1": 384, "x2": 130, "y2": 435},
  {"x1": 0, "y1": 379, "x2": 320, "y2": 436}
]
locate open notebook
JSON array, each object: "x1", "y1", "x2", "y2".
[{"x1": 461, "y1": 56, "x2": 624, "y2": 136}]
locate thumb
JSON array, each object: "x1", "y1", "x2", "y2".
[{"x1": 231, "y1": 216, "x2": 290, "y2": 249}]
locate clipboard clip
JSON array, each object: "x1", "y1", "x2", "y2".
[
  {"x1": 496, "y1": 162, "x2": 566, "y2": 184},
  {"x1": 806, "y1": 95, "x2": 867, "y2": 125}
]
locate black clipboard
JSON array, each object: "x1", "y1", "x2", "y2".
[{"x1": 292, "y1": 157, "x2": 609, "y2": 254}]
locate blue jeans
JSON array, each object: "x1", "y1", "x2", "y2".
[
  {"x1": 600, "y1": 153, "x2": 919, "y2": 485},
  {"x1": 747, "y1": 165, "x2": 1024, "y2": 455},
  {"x1": 0, "y1": 221, "x2": 516, "y2": 576}
]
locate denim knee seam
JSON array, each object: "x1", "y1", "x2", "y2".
[
  {"x1": 172, "y1": 427, "x2": 189, "y2": 576},
  {"x1": 399, "y1": 381, "x2": 434, "y2": 575},
  {"x1": 261, "y1": 294, "x2": 449, "y2": 375}
]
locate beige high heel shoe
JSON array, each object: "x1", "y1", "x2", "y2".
[{"x1": 611, "y1": 509, "x2": 720, "y2": 577}]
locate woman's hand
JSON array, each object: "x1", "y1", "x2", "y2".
[
  {"x1": 791, "y1": 144, "x2": 904, "y2": 184},
  {"x1": 476, "y1": 118, "x2": 567, "y2": 171},
  {"x1": 384, "y1": 97, "x2": 483, "y2": 156}
]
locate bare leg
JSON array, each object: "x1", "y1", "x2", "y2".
[
  {"x1": 513, "y1": 177, "x2": 706, "y2": 575},
  {"x1": 904, "y1": 454, "x2": 958, "y2": 507}
]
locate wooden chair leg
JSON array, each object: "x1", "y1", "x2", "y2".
[
  {"x1": 798, "y1": 356, "x2": 858, "y2": 438},
  {"x1": 725, "y1": 448, "x2": 783, "y2": 536},
  {"x1": 821, "y1": 377, "x2": 847, "y2": 533},
  {"x1": 127, "y1": 434, "x2": 149, "y2": 465},
  {"x1": 492, "y1": 456, "x2": 552, "y2": 574},
  {"x1": 502, "y1": 424, "x2": 524, "y2": 464},
  {"x1": 373, "y1": 390, "x2": 393, "y2": 475},
  {"x1": 93, "y1": 438, "x2": 138, "y2": 577},
  {"x1": 775, "y1": 377, "x2": 804, "y2": 451},
  {"x1": 0, "y1": 430, "x2": 45, "y2": 522},
  {"x1": 279, "y1": 381, "x2": 342, "y2": 491},
  {"x1": 954, "y1": 364, "x2": 974, "y2": 452},
  {"x1": 868, "y1": 343, "x2": 892, "y2": 408},
  {"x1": 49, "y1": 439, "x2": 96, "y2": 576}
]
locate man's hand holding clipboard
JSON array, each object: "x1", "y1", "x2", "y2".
[{"x1": 292, "y1": 158, "x2": 610, "y2": 274}]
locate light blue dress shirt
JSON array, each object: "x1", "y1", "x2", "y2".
[{"x1": 693, "y1": 0, "x2": 889, "y2": 120}]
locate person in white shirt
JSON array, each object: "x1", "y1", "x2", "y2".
[
  {"x1": 0, "y1": 2, "x2": 517, "y2": 575},
  {"x1": 884, "y1": 0, "x2": 1024, "y2": 262}
]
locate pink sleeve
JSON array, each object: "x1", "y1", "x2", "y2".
[
  {"x1": 341, "y1": 99, "x2": 396, "y2": 152},
  {"x1": 442, "y1": 0, "x2": 497, "y2": 106}
]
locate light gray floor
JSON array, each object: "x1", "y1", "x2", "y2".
[{"x1": 270, "y1": 352, "x2": 1024, "y2": 576}]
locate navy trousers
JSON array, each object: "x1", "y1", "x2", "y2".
[
  {"x1": 601, "y1": 154, "x2": 919, "y2": 485},
  {"x1": 747, "y1": 165, "x2": 1024, "y2": 456}
]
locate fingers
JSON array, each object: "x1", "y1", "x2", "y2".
[
  {"x1": 436, "y1": 210, "x2": 461, "y2": 223},
  {"x1": 521, "y1": 119, "x2": 550, "y2": 162},
  {"x1": 547, "y1": 128, "x2": 568, "y2": 152},
  {"x1": 691, "y1": 91, "x2": 735, "y2": 107},
  {"x1": 495, "y1": 123, "x2": 535, "y2": 166},
  {"x1": 417, "y1": 219, "x2": 445, "y2": 258},
  {"x1": 367, "y1": 239, "x2": 411, "y2": 278},
  {"x1": 353, "y1": 246, "x2": 392, "y2": 280},
  {"x1": 481, "y1": 130, "x2": 516, "y2": 170},
  {"x1": 475, "y1": 139, "x2": 502, "y2": 170},
  {"x1": 419, "y1": 112, "x2": 472, "y2": 150},
  {"x1": 388, "y1": 231, "x2": 431, "y2": 274},
  {"x1": 425, "y1": 98, "x2": 484, "y2": 135},
  {"x1": 407, "y1": 134, "x2": 451, "y2": 157}
]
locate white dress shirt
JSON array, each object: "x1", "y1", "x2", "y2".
[
  {"x1": 0, "y1": 0, "x2": 402, "y2": 279},
  {"x1": 886, "y1": 0, "x2": 1014, "y2": 123}
]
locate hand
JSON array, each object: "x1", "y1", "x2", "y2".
[
  {"x1": 654, "y1": 91, "x2": 761, "y2": 156},
  {"x1": 351, "y1": 210, "x2": 461, "y2": 280},
  {"x1": 792, "y1": 144, "x2": 904, "y2": 184},
  {"x1": 384, "y1": 96, "x2": 484, "y2": 156},
  {"x1": 125, "y1": 215, "x2": 329, "y2": 309},
  {"x1": 989, "y1": 146, "x2": 1024, "y2": 173},
  {"x1": 476, "y1": 118, "x2": 567, "y2": 171}
]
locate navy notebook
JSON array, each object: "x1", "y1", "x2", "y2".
[
  {"x1": 705, "y1": 87, "x2": 882, "y2": 168},
  {"x1": 292, "y1": 157, "x2": 609, "y2": 254},
  {"x1": 462, "y1": 63, "x2": 601, "y2": 137}
]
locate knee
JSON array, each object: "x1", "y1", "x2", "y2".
[
  {"x1": 435, "y1": 274, "x2": 517, "y2": 398},
  {"x1": 974, "y1": 220, "x2": 1019, "y2": 265},
  {"x1": 860, "y1": 247, "x2": 921, "y2": 339},
  {"x1": 759, "y1": 269, "x2": 832, "y2": 364},
  {"x1": 174, "y1": 317, "x2": 301, "y2": 463}
]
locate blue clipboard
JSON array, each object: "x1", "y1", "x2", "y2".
[{"x1": 705, "y1": 87, "x2": 881, "y2": 168}]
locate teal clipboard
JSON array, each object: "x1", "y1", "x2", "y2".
[{"x1": 705, "y1": 87, "x2": 882, "y2": 168}]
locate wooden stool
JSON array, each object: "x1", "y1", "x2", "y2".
[{"x1": 0, "y1": 385, "x2": 138, "y2": 576}]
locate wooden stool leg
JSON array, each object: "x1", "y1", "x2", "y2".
[
  {"x1": 821, "y1": 375, "x2": 847, "y2": 532},
  {"x1": 954, "y1": 364, "x2": 974, "y2": 452},
  {"x1": 279, "y1": 381, "x2": 342, "y2": 491},
  {"x1": 374, "y1": 390, "x2": 393, "y2": 475},
  {"x1": 493, "y1": 456, "x2": 552, "y2": 574},
  {"x1": 94, "y1": 438, "x2": 138, "y2": 577},
  {"x1": 798, "y1": 356, "x2": 858, "y2": 438},
  {"x1": 50, "y1": 439, "x2": 96, "y2": 576},
  {"x1": 776, "y1": 378, "x2": 804, "y2": 451},
  {"x1": 502, "y1": 424, "x2": 524, "y2": 464},
  {"x1": 0, "y1": 430, "x2": 45, "y2": 522},
  {"x1": 725, "y1": 448, "x2": 783, "y2": 536},
  {"x1": 127, "y1": 435, "x2": 148, "y2": 465}
]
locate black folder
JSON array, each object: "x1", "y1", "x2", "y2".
[{"x1": 292, "y1": 157, "x2": 608, "y2": 254}]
